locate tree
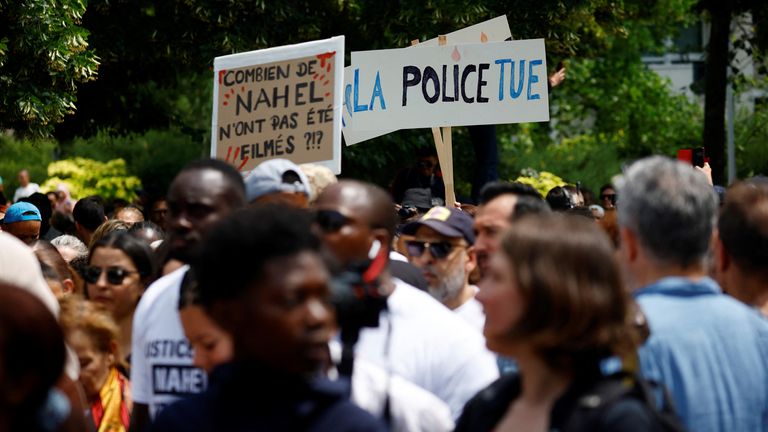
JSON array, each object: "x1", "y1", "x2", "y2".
[
  {"x1": 0, "y1": 0, "x2": 99, "y2": 136},
  {"x1": 55, "y1": 0, "x2": 687, "y2": 139},
  {"x1": 699, "y1": 0, "x2": 768, "y2": 184},
  {"x1": 40, "y1": 0, "x2": 708, "y2": 195}
]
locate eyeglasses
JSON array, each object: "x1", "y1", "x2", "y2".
[
  {"x1": 314, "y1": 209, "x2": 353, "y2": 233},
  {"x1": 83, "y1": 266, "x2": 138, "y2": 285},
  {"x1": 600, "y1": 194, "x2": 617, "y2": 205},
  {"x1": 405, "y1": 240, "x2": 462, "y2": 260}
]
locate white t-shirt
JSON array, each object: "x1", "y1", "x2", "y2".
[
  {"x1": 454, "y1": 293, "x2": 485, "y2": 334},
  {"x1": 356, "y1": 279, "x2": 499, "y2": 419},
  {"x1": 130, "y1": 266, "x2": 206, "y2": 418},
  {"x1": 13, "y1": 183, "x2": 40, "y2": 202},
  {"x1": 351, "y1": 358, "x2": 454, "y2": 432}
]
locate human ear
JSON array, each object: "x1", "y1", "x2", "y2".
[
  {"x1": 713, "y1": 236, "x2": 730, "y2": 274},
  {"x1": 370, "y1": 228, "x2": 390, "y2": 259},
  {"x1": 108, "y1": 341, "x2": 118, "y2": 365},
  {"x1": 619, "y1": 227, "x2": 638, "y2": 263},
  {"x1": 465, "y1": 246, "x2": 478, "y2": 274},
  {"x1": 62, "y1": 278, "x2": 75, "y2": 295}
]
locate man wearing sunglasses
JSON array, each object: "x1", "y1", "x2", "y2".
[
  {"x1": 130, "y1": 159, "x2": 246, "y2": 431},
  {"x1": 314, "y1": 181, "x2": 498, "y2": 419},
  {"x1": 401, "y1": 207, "x2": 483, "y2": 332}
]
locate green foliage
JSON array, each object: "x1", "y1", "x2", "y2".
[
  {"x1": 7, "y1": 0, "x2": 718, "y2": 198},
  {"x1": 0, "y1": 0, "x2": 99, "y2": 136},
  {"x1": 41, "y1": 157, "x2": 141, "y2": 201},
  {"x1": 56, "y1": 0, "x2": 695, "y2": 137},
  {"x1": 550, "y1": 58, "x2": 703, "y2": 157},
  {"x1": 501, "y1": 128, "x2": 623, "y2": 192},
  {"x1": 494, "y1": 53, "x2": 704, "y2": 192},
  {"x1": 69, "y1": 128, "x2": 207, "y2": 196},
  {"x1": 56, "y1": 0, "x2": 336, "y2": 135},
  {"x1": 514, "y1": 170, "x2": 567, "y2": 197},
  {"x1": 0, "y1": 135, "x2": 56, "y2": 195},
  {"x1": 735, "y1": 104, "x2": 768, "y2": 179}
]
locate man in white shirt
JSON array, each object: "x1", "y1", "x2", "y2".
[
  {"x1": 401, "y1": 206, "x2": 483, "y2": 332},
  {"x1": 13, "y1": 169, "x2": 40, "y2": 202},
  {"x1": 314, "y1": 181, "x2": 498, "y2": 419},
  {"x1": 130, "y1": 159, "x2": 246, "y2": 431}
]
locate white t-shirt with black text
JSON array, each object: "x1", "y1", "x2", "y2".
[{"x1": 130, "y1": 266, "x2": 206, "y2": 419}]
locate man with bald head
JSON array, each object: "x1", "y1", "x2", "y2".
[
  {"x1": 131, "y1": 159, "x2": 246, "y2": 430},
  {"x1": 314, "y1": 180, "x2": 498, "y2": 419}
]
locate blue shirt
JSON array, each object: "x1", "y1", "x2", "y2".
[{"x1": 635, "y1": 277, "x2": 768, "y2": 432}]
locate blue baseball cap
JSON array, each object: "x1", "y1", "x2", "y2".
[{"x1": 3, "y1": 202, "x2": 42, "y2": 224}]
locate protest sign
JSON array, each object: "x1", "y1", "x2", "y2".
[
  {"x1": 342, "y1": 15, "x2": 512, "y2": 146},
  {"x1": 345, "y1": 38, "x2": 548, "y2": 132},
  {"x1": 211, "y1": 36, "x2": 344, "y2": 174}
]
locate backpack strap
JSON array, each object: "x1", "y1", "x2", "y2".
[
  {"x1": 556, "y1": 372, "x2": 686, "y2": 432},
  {"x1": 554, "y1": 374, "x2": 634, "y2": 431}
]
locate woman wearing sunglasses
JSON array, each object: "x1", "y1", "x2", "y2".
[{"x1": 85, "y1": 231, "x2": 158, "y2": 366}]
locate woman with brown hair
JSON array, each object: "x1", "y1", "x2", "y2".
[
  {"x1": 32, "y1": 239, "x2": 84, "y2": 298},
  {"x1": 456, "y1": 214, "x2": 673, "y2": 431},
  {"x1": 85, "y1": 231, "x2": 157, "y2": 364}
]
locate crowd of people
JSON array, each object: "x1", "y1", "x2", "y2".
[{"x1": 0, "y1": 154, "x2": 766, "y2": 432}]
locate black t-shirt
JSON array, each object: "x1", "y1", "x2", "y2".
[
  {"x1": 151, "y1": 362, "x2": 386, "y2": 432},
  {"x1": 456, "y1": 373, "x2": 662, "y2": 432}
]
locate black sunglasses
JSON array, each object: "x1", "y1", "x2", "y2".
[
  {"x1": 84, "y1": 266, "x2": 138, "y2": 285},
  {"x1": 600, "y1": 194, "x2": 617, "y2": 205},
  {"x1": 315, "y1": 209, "x2": 353, "y2": 233},
  {"x1": 405, "y1": 240, "x2": 459, "y2": 260}
]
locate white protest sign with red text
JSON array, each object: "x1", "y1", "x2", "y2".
[{"x1": 212, "y1": 36, "x2": 344, "y2": 174}]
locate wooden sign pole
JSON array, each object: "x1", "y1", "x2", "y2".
[
  {"x1": 411, "y1": 36, "x2": 456, "y2": 209},
  {"x1": 438, "y1": 36, "x2": 456, "y2": 208}
]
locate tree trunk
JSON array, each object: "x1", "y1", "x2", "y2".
[{"x1": 702, "y1": 1, "x2": 732, "y2": 185}]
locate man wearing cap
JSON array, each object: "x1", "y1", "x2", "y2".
[
  {"x1": 402, "y1": 207, "x2": 482, "y2": 332},
  {"x1": 2, "y1": 201, "x2": 42, "y2": 244},
  {"x1": 244, "y1": 158, "x2": 311, "y2": 208},
  {"x1": 315, "y1": 181, "x2": 498, "y2": 419}
]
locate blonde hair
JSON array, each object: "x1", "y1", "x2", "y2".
[
  {"x1": 300, "y1": 163, "x2": 338, "y2": 204},
  {"x1": 59, "y1": 296, "x2": 123, "y2": 369},
  {"x1": 89, "y1": 219, "x2": 129, "y2": 249}
]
